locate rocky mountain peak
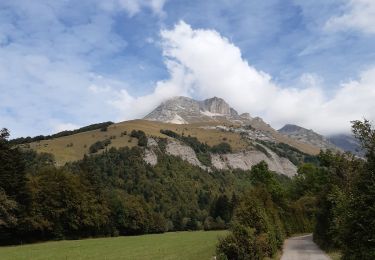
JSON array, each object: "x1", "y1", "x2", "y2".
[
  {"x1": 199, "y1": 97, "x2": 237, "y2": 116},
  {"x1": 144, "y1": 96, "x2": 242, "y2": 124}
]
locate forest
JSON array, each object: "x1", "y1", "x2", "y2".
[{"x1": 0, "y1": 119, "x2": 374, "y2": 260}]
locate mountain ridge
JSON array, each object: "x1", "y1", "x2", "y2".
[{"x1": 278, "y1": 123, "x2": 340, "y2": 151}]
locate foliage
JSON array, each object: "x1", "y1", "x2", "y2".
[
  {"x1": 130, "y1": 130, "x2": 148, "y2": 147},
  {"x1": 24, "y1": 168, "x2": 110, "y2": 241},
  {"x1": 211, "y1": 142, "x2": 232, "y2": 154},
  {"x1": 89, "y1": 139, "x2": 111, "y2": 153},
  {"x1": 217, "y1": 161, "x2": 310, "y2": 260},
  {"x1": 0, "y1": 188, "x2": 18, "y2": 230},
  {"x1": 216, "y1": 224, "x2": 259, "y2": 260},
  {"x1": 339, "y1": 120, "x2": 375, "y2": 259}
]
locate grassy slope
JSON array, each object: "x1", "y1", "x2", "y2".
[
  {"x1": 27, "y1": 120, "x2": 249, "y2": 165},
  {"x1": 0, "y1": 231, "x2": 228, "y2": 260},
  {"x1": 26, "y1": 119, "x2": 319, "y2": 165}
]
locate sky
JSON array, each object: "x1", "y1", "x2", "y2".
[{"x1": 1, "y1": 0, "x2": 375, "y2": 138}]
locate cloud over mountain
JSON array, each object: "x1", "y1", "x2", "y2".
[{"x1": 113, "y1": 21, "x2": 375, "y2": 135}]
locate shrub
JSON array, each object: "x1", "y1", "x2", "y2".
[
  {"x1": 211, "y1": 142, "x2": 232, "y2": 154},
  {"x1": 89, "y1": 139, "x2": 111, "y2": 154},
  {"x1": 130, "y1": 130, "x2": 147, "y2": 147}
]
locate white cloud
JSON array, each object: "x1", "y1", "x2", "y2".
[
  {"x1": 2, "y1": 3, "x2": 374, "y2": 139},
  {"x1": 113, "y1": 21, "x2": 375, "y2": 135},
  {"x1": 325, "y1": 0, "x2": 375, "y2": 34},
  {"x1": 54, "y1": 123, "x2": 80, "y2": 132}
]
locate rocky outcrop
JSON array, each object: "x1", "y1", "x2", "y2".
[
  {"x1": 211, "y1": 149, "x2": 297, "y2": 177},
  {"x1": 144, "y1": 96, "x2": 203, "y2": 124},
  {"x1": 199, "y1": 97, "x2": 237, "y2": 116},
  {"x1": 147, "y1": 137, "x2": 158, "y2": 147},
  {"x1": 144, "y1": 139, "x2": 297, "y2": 176},
  {"x1": 144, "y1": 149, "x2": 157, "y2": 166},
  {"x1": 166, "y1": 140, "x2": 210, "y2": 171}
]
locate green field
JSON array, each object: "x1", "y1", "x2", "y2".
[{"x1": 0, "y1": 231, "x2": 228, "y2": 260}]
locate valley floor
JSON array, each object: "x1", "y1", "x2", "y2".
[{"x1": 0, "y1": 230, "x2": 228, "y2": 260}]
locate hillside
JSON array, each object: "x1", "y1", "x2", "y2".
[
  {"x1": 20, "y1": 97, "x2": 322, "y2": 176},
  {"x1": 328, "y1": 133, "x2": 362, "y2": 156},
  {"x1": 21, "y1": 119, "x2": 320, "y2": 175},
  {"x1": 278, "y1": 124, "x2": 340, "y2": 151}
]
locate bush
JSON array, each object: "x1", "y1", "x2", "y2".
[
  {"x1": 130, "y1": 130, "x2": 147, "y2": 147},
  {"x1": 217, "y1": 224, "x2": 260, "y2": 260},
  {"x1": 210, "y1": 142, "x2": 232, "y2": 154},
  {"x1": 89, "y1": 139, "x2": 111, "y2": 154}
]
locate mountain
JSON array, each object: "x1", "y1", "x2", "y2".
[
  {"x1": 278, "y1": 124, "x2": 340, "y2": 151},
  {"x1": 144, "y1": 96, "x2": 320, "y2": 154},
  {"x1": 328, "y1": 134, "x2": 363, "y2": 156},
  {"x1": 144, "y1": 96, "x2": 250, "y2": 124},
  {"x1": 18, "y1": 96, "x2": 329, "y2": 177}
]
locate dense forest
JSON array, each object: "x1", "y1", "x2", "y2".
[{"x1": 1, "y1": 120, "x2": 374, "y2": 260}]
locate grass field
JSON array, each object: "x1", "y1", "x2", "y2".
[{"x1": 0, "y1": 231, "x2": 228, "y2": 260}]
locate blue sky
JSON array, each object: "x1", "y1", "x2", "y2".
[{"x1": 1, "y1": 0, "x2": 375, "y2": 137}]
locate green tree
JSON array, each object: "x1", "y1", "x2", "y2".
[
  {"x1": 0, "y1": 128, "x2": 29, "y2": 204},
  {"x1": 25, "y1": 168, "x2": 110, "y2": 240},
  {"x1": 341, "y1": 120, "x2": 375, "y2": 259}
]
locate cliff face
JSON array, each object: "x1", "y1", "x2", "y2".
[
  {"x1": 199, "y1": 97, "x2": 238, "y2": 116},
  {"x1": 144, "y1": 138, "x2": 297, "y2": 177}
]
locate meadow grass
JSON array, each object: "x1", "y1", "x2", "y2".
[{"x1": 0, "y1": 230, "x2": 228, "y2": 260}]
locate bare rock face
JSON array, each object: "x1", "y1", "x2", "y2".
[
  {"x1": 199, "y1": 97, "x2": 237, "y2": 116},
  {"x1": 166, "y1": 140, "x2": 210, "y2": 171},
  {"x1": 144, "y1": 96, "x2": 201, "y2": 124},
  {"x1": 147, "y1": 137, "x2": 158, "y2": 147},
  {"x1": 211, "y1": 146, "x2": 297, "y2": 177},
  {"x1": 144, "y1": 149, "x2": 157, "y2": 166},
  {"x1": 143, "y1": 139, "x2": 296, "y2": 176}
]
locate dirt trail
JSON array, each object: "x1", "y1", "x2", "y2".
[{"x1": 281, "y1": 234, "x2": 330, "y2": 260}]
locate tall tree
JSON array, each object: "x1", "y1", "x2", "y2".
[
  {"x1": 341, "y1": 120, "x2": 375, "y2": 259},
  {"x1": 0, "y1": 128, "x2": 29, "y2": 205}
]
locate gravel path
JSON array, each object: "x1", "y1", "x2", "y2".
[{"x1": 281, "y1": 234, "x2": 330, "y2": 260}]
